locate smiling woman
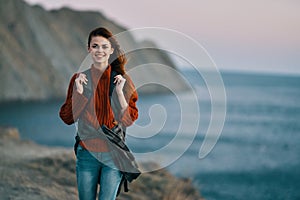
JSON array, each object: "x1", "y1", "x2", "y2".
[{"x1": 59, "y1": 27, "x2": 139, "y2": 200}]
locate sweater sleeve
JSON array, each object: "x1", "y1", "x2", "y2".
[
  {"x1": 59, "y1": 73, "x2": 89, "y2": 125},
  {"x1": 118, "y1": 76, "x2": 139, "y2": 127}
]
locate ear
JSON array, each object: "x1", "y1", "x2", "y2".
[
  {"x1": 110, "y1": 48, "x2": 114, "y2": 55},
  {"x1": 87, "y1": 46, "x2": 91, "y2": 53}
]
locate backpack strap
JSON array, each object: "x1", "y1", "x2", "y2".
[
  {"x1": 109, "y1": 70, "x2": 118, "y2": 99},
  {"x1": 82, "y1": 68, "x2": 92, "y2": 99},
  {"x1": 117, "y1": 177, "x2": 129, "y2": 196}
]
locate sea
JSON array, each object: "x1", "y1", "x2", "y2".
[{"x1": 1, "y1": 69, "x2": 300, "y2": 200}]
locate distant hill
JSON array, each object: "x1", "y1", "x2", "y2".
[{"x1": 0, "y1": 0, "x2": 188, "y2": 101}]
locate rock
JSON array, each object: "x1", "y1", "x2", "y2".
[
  {"x1": 0, "y1": 0, "x2": 188, "y2": 102},
  {"x1": 0, "y1": 126, "x2": 20, "y2": 140}
]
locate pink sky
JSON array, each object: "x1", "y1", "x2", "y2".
[{"x1": 24, "y1": 0, "x2": 300, "y2": 75}]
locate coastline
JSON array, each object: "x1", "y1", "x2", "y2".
[{"x1": 0, "y1": 127, "x2": 203, "y2": 200}]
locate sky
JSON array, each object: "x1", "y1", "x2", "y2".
[{"x1": 24, "y1": 0, "x2": 300, "y2": 75}]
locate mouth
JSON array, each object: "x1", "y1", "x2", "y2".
[{"x1": 95, "y1": 54, "x2": 105, "y2": 58}]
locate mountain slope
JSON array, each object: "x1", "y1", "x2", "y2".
[{"x1": 0, "y1": 0, "x2": 187, "y2": 101}]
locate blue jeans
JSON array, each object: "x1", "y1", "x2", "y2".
[{"x1": 76, "y1": 145, "x2": 122, "y2": 200}]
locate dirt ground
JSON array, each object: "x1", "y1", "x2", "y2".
[{"x1": 0, "y1": 127, "x2": 203, "y2": 200}]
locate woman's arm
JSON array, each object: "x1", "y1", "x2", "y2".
[
  {"x1": 113, "y1": 74, "x2": 138, "y2": 127},
  {"x1": 118, "y1": 90, "x2": 138, "y2": 127},
  {"x1": 59, "y1": 74, "x2": 89, "y2": 125}
]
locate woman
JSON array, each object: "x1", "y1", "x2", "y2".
[{"x1": 59, "y1": 27, "x2": 138, "y2": 200}]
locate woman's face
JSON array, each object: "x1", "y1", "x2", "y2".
[{"x1": 88, "y1": 36, "x2": 114, "y2": 66}]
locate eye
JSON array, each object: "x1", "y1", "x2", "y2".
[
  {"x1": 102, "y1": 45, "x2": 109, "y2": 49},
  {"x1": 92, "y1": 44, "x2": 99, "y2": 49}
]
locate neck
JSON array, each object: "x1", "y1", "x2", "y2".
[{"x1": 93, "y1": 62, "x2": 108, "y2": 72}]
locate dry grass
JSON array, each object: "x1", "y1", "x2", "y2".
[
  {"x1": 1, "y1": 128, "x2": 204, "y2": 200},
  {"x1": 118, "y1": 163, "x2": 204, "y2": 200}
]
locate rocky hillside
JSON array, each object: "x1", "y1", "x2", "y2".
[
  {"x1": 0, "y1": 0, "x2": 188, "y2": 101},
  {"x1": 0, "y1": 127, "x2": 204, "y2": 200}
]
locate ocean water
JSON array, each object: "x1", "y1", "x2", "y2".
[{"x1": 0, "y1": 70, "x2": 300, "y2": 199}]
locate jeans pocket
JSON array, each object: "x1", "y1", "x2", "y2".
[{"x1": 76, "y1": 145, "x2": 88, "y2": 159}]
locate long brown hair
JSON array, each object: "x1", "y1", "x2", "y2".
[{"x1": 88, "y1": 27, "x2": 127, "y2": 75}]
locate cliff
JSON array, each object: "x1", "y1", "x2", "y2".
[
  {"x1": 0, "y1": 0, "x2": 188, "y2": 101},
  {"x1": 0, "y1": 127, "x2": 204, "y2": 200}
]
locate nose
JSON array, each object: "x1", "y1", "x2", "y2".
[{"x1": 96, "y1": 46, "x2": 102, "y2": 52}]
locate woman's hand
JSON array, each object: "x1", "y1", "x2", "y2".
[
  {"x1": 75, "y1": 73, "x2": 88, "y2": 94},
  {"x1": 114, "y1": 75, "x2": 126, "y2": 94},
  {"x1": 114, "y1": 75, "x2": 128, "y2": 112}
]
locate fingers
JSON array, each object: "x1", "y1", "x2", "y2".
[
  {"x1": 76, "y1": 73, "x2": 88, "y2": 85},
  {"x1": 114, "y1": 75, "x2": 126, "y2": 85}
]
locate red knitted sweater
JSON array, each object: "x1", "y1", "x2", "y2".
[{"x1": 59, "y1": 65, "x2": 138, "y2": 152}]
